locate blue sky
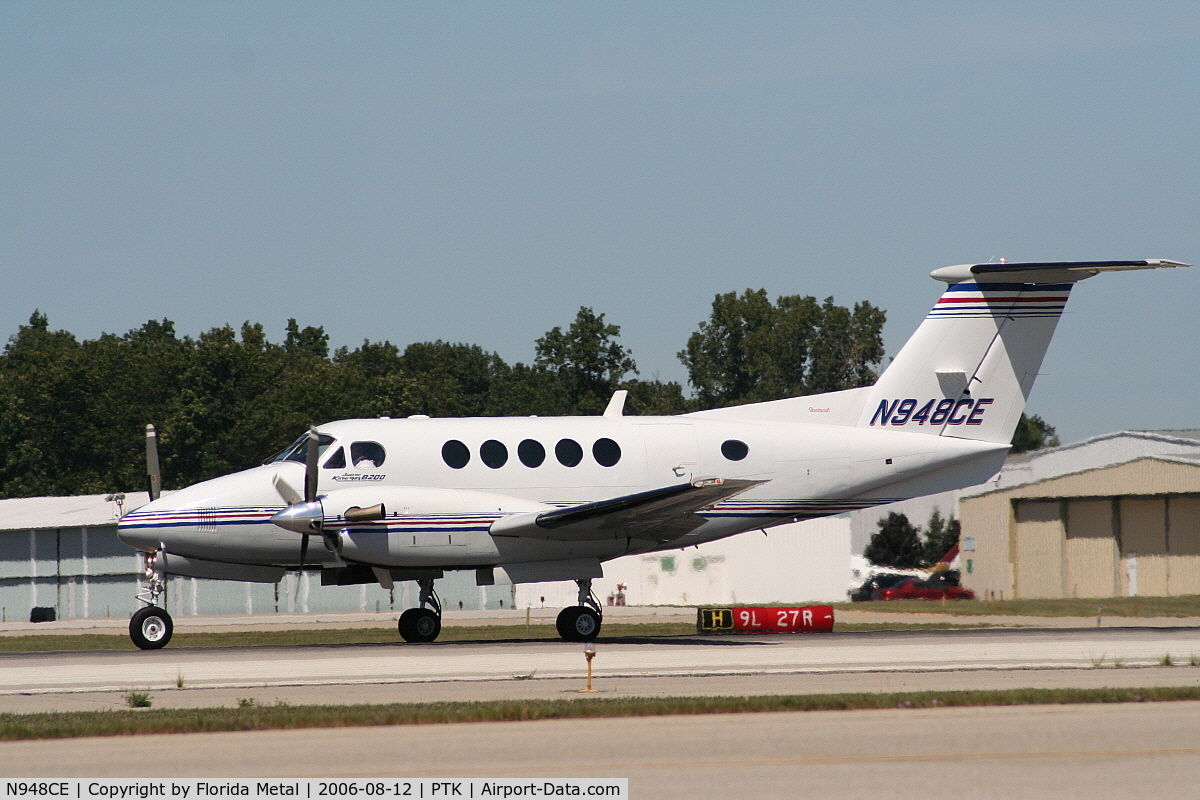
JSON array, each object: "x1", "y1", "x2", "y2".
[{"x1": 2, "y1": 2, "x2": 1197, "y2": 443}]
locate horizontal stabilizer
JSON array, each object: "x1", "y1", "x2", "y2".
[
  {"x1": 931, "y1": 259, "x2": 1188, "y2": 285},
  {"x1": 490, "y1": 478, "x2": 765, "y2": 543}
]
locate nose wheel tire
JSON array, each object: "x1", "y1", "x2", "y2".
[
  {"x1": 129, "y1": 606, "x2": 174, "y2": 650},
  {"x1": 398, "y1": 608, "x2": 441, "y2": 643},
  {"x1": 556, "y1": 606, "x2": 601, "y2": 642}
]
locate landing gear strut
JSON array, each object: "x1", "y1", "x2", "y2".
[
  {"x1": 556, "y1": 579, "x2": 602, "y2": 642},
  {"x1": 130, "y1": 551, "x2": 173, "y2": 650},
  {"x1": 398, "y1": 578, "x2": 442, "y2": 643}
]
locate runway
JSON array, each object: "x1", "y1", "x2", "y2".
[{"x1": 2, "y1": 624, "x2": 1199, "y2": 712}]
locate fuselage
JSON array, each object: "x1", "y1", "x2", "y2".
[{"x1": 117, "y1": 412, "x2": 1008, "y2": 572}]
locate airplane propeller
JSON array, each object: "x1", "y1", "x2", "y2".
[
  {"x1": 146, "y1": 424, "x2": 161, "y2": 502},
  {"x1": 270, "y1": 427, "x2": 388, "y2": 568},
  {"x1": 271, "y1": 428, "x2": 324, "y2": 568}
]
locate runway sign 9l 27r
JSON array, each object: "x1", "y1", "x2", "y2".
[{"x1": 698, "y1": 605, "x2": 834, "y2": 634}]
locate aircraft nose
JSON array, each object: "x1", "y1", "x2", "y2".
[
  {"x1": 117, "y1": 493, "x2": 188, "y2": 551},
  {"x1": 117, "y1": 507, "x2": 164, "y2": 551}
]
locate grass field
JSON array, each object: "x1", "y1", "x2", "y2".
[{"x1": 3, "y1": 687, "x2": 1200, "y2": 741}]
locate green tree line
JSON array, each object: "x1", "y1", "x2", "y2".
[{"x1": 0, "y1": 292, "x2": 889, "y2": 497}]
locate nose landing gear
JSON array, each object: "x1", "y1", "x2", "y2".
[
  {"x1": 130, "y1": 551, "x2": 173, "y2": 650},
  {"x1": 556, "y1": 578, "x2": 602, "y2": 642}
]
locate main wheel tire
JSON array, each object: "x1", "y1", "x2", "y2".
[
  {"x1": 398, "y1": 608, "x2": 441, "y2": 643},
  {"x1": 555, "y1": 606, "x2": 580, "y2": 640},
  {"x1": 129, "y1": 606, "x2": 173, "y2": 650},
  {"x1": 556, "y1": 606, "x2": 601, "y2": 642}
]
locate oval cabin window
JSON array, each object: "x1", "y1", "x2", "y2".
[
  {"x1": 555, "y1": 438, "x2": 583, "y2": 467},
  {"x1": 721, "y1": 439, "x2": 749, "y2": 461},
  {"x1": 518, "y1": 439, "x2": 546, "y2": 468},
  {"x1": 480, "y1": 439, "x2": 509, "y2": 469},
  {"x1": 442, "y1": 440, "x2": 470, "y2": 469},
  {"x1": 592, "y1": 438, "x2": 621, "y2": 467}
]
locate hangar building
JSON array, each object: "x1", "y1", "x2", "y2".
[
  {"x1": 0, "y1": 492, "x2": 512, "y2": 622},
  {"x1": 958, "y1": 430, "x2": 1200, "y2": 599}
]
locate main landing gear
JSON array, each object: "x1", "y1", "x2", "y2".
[
  {"x1": 556, "y1": 579, "x2": 602, "y2": 642},
  {"x1": 130, "y1": 551, "x2": 173, "y2": 650},
  {"x1": 397, "y1": 578, "x2": 442, "y2": 643}
]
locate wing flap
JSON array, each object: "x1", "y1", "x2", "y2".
[{"x1": 489, "y1": 478, "x2": 766, "y2": 543}]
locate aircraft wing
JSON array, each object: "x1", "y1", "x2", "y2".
[{"x1": 489, "y1": 477, "x2": 766, "y2": 544}]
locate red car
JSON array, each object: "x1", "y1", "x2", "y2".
[{"x1": 875, "y1": 577, "x2": 975, "y2": 601}]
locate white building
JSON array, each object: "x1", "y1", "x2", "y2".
[{"x1": 516, "y1": 516, "x2": 852, "y2": 609}]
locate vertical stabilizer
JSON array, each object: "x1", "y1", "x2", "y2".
[{"x1": 857, "y1": 260, "x2": 1186, "y2": 445}]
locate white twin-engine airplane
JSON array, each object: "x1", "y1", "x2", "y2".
[{"x1": 117, "y1": 259, "x2": 1186, "y2": 649}]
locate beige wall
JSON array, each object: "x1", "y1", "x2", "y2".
[
  {"x1": 1169, "y1": 496, "x2": 1200, "y2": 595},
  {"x1": 1064, "y1": 499, "x2": 1118, "y2": 598},
  {"x1": 959, "y1": 493, "x2": 1012, "y2": 599},
  {"x1": 1013, "y1": 500, "x2": 1064, "y2": 598}
]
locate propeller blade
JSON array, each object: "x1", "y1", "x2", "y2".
[
  {"x1": 272, "y1": 474, "x2": 302, "y2": 505},
  {"x1": 299, "y1": 531, "x2": 310, "y2": 570},
  {"x1": 145, "y1": 424, "x2": 162, "y2": 501},
  {"x1": 304, "y1": 427, "x2": 320, "y2": 503}
]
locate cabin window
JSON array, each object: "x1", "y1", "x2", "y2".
[
  {"x1": 518, "y1": 439, "x2": 546, "y2": 468},
  {"x1": 555, "y1": 438, "x2": 583, "y2": 467},
  {"x1": 592, "y1": 438, "x2": 621, "y2": 467},
  {"x1": 323, "y1": 447, "x2": 346, "y2": 469},
  {"x1": 721, "y1": 439, "x2": 749, "y2": 461},
  {"x1": 442, "y1": 440, "x2": 470, "y2": 469},
  {"x1": 351, "y1": 441, "x2": 386, "y2": 468},
  {"x1": 480, "y1": 439, "x2": 509, "y2": 469}
]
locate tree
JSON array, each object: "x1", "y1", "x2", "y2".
[
  {"x1": 535, "y1": 307, "x2": 637, "y2": 415},
  {"x1": 679, "y1": 290, "x2": 886, "y2": 408},
  {"x1": 921, "y1": 507, "x2": 961, "y2": 566},
  {"x1": 1011, "y1": 412, "x2": 1060, "y2": 454},
  {"x1": 864, "y1": 512, "x2": 925, "y2": 569},
  {"x1": 620, "y1": 377, "x2": 690, "y2": 416}
]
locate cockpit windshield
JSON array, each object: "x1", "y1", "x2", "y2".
[{"x1": 269, "y1": 432, "x2": 336, "y2": 464}]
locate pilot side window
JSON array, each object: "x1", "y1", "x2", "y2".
[
  {"x1": 351, "y1": 441, "x2": 386, "y2": 468},
  {"x1": 323, "y1": 447, "x2": 346, "y2": 469},
  {"x1": 274, "y1": 433, "x2": 335, "y2": 464},
  {"x1": 555, "y1": 438, "x2": 583, "y2": 467}
]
